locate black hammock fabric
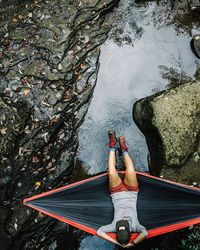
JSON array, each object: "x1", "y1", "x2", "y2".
[{"x1": 24, "y1": 173, "x2": 200, "y2": 233}]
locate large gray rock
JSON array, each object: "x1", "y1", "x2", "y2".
[
  {"x1": 191, "y1": 34, "x2": 200, "y2": 59},
  {"x1": 133, "y1": 81, "x2": 200, "y2": 184}
]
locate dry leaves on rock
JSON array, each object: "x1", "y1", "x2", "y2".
[
  {"x1": 23, "y1": 89, "x2": 30, "y2": 96},
  {"x1": 0, "y1": 128, "x2": 7, "y2": 135},
  {"x1": 32, "y1": 155, "x2": 40, "y2": 162}
]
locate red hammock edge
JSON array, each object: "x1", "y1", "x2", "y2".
[
  {"x1": 24, "y1": 202, "x2": 200, "y2": 242},
  {"x1": 23, "y1": 172, "x2": 200, "y2": 243}
]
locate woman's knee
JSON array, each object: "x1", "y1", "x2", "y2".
[
  {"x1": 108, "y1": 171, "x2": 119, "y2": 179},
  {"x1": 125, "y1": 170, "x2": 137, "y2": 179}
]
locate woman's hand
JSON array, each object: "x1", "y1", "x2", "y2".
[{"x1": 124, "y1": 242, "x2": 134, "y2": 248}]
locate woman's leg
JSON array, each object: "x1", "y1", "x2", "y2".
[
  {"x1": 119, "y1": 136, "x2": 138, "y2": 188},
  {"x1": 108, "y1": 131, "x2": 122, "y2": 188},
  {"x1": 108, "y1": 150, "x2": 122, "y2": 188},
  {"x1": 123, "y1": 153, "x2": 138, "y2": 187}
]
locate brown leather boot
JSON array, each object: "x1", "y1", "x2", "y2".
[
  {"x1": 119, "y1": 136, "x2": 128, "y2": 152},
  {"x1": 108, "y1": 131, "x2": 117, "y2": 148}
]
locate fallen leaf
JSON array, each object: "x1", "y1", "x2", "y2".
[
  {"x1": 41, "y1": 132, "x2": 48, "y2": 142},
  {"x1": 23, "y1": 89, "x2": 30, "y2": 96},
  {"x1": 63, "y1": 90, "x2": 72, "y2": 102},
  {"x1": 83, "y1": 35, "x2": 89, "y2": 44},
  {"x1": 12, "y1": 17, "x2": 18, "y2": 22},
  {"x1": 51, "y1": 114, "x2": 60, "y2": 123},
  {"x1": 31, "y1": 122, "x2": 38, "y2": 130},
  {"x1": 38, "y1": 211, "x2": 45, "y2": 218},
  {"x1": 42, "y1": 101, "x2": 50, "y2": 107},
  {"x1": 0, "y1": 128, "x2": 7, "y2": 135},
  {"x1": 32, "y1": 156, "x2": 39, "y2": 163},
  {"x1": 14, "y1": 223, "x2": 18, "y2": 231},
  {"x1": 59, "y1": 133, "x2": 65, "y2": 139},
  {"x1": 58, "y1": 63, "x2": 63, "y2": 70},
  {"x1": 78, "y1": 1, "x2": 82, "y2": 7},
  {"x1": 53, "y1": 32, "x2": 59, "y2": 40},
  {"x1": 35, "y1": 181, "x2": 41, "y2": 187},
  {"x1": 18, "y1": 147, "x2": 23, "y2": 155},
  {"x1": 67, "y1": 50, "x2": 74, "y2": 55}
]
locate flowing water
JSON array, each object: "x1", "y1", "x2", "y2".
[
  {"x1": 77, "y1": 2, "x2": 198, "y2": 175},
  {"x1": 56, "y1": 1, "x2": 200, "y2": 249}
]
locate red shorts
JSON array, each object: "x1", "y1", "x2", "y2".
[{"x1": 109, "y1": 181, "x2": 139, "y2": 194}]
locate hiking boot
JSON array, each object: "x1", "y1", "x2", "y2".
[
  {"x1": 119, "y1": 136, "x2": 128, "y2": 152},
  {"x1": 108, "y1": 131, "x2": 117, "y2": 148}
]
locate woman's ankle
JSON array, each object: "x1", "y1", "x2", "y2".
[
  {"x1": 109, "y1": 147, "x2": 117, "y2": 151},
  {"x1": 122, "y1": 150, "x2": 128, "y2": 156}
]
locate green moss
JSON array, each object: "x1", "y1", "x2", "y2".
[{"x1": 151, "y1": 81, "x2": 200, "y2": 166}]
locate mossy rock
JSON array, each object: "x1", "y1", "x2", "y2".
[{"x1": 133, "y1": 81, "x2": 200, "y2": 177}]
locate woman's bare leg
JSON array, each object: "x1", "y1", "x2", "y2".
[
  {"x1": 119, "y1": 136, "x2": 138, "y2": 187},
  {"x1": 123, "y1": 153, "x2": 138, "y2": 187},
  {"x1": 108, "y1": 150, "x2": 122, "y2": 188},
  {"x1": 107, "y1": 131, "x2": 122, "y2": 188}
]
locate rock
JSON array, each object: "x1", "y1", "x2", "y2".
[
  {"x1": 188, "y1": 0, "x2": 200, "y2": 13},
  {"x1": 133, "y1": 81, "x2": 200, "y2": 182},
  {"x1": 195, "y1": 65, "x2": 200, "y2": 80},
  {"x1": 0, "y1": 0, "x2": 120, "y2": 249},
  {"x1": 191, "y1": 34, "x2": 200, "y2": 59},
  {"x1": 0, "y1": 205, "x2": 12, "y2": 249},
  {"x1": 0, "y1": 98, "x2": 27, "y2": 156}
]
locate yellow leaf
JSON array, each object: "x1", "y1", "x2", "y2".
[
  {"x1": 35, "y1": 181, "x2": 41, "y2": 187},
  {"x1": 23, "y1": 89, "x2": 30, "y2": 96}
]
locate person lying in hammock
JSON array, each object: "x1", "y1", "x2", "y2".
[{"x1": 97, "y1": 131, "x2": 148, "y2": 248}]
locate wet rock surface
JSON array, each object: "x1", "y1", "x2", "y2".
[
  {"x1": 0, "y1": 0, "x2": 120, "y2": 249},
  {"x1": 133, "y1": 80, "x2": 200, "y2": 183},
  {"x1": 191, "y1": 34, "x2": 200, "y2": 58}
]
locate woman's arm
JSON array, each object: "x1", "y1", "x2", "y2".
[
  {"x1": 96, "y1": 224, "x2": 122, "y2": 246},
  {"x1": 124, "y1": 232, "x2": 147, "y2": 248},
  {"x1": 124, "y1": 224, "x2": 148, "y2": 248},
  {"x1": 132, "y1": 231, "x2": 147, "y2": 244},
  {"x1": 97, "y1": 232, "x2": 122, "y2": 246}
]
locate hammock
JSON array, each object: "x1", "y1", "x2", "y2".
[{"x1": 23, "y1": 172, "x2": 200, "y2": 242}]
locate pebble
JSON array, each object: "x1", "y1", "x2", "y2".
[
  {"x1": 56, "y1": 92, "x2": 62, "y2": 99},
  {"x1": 58, "y1": 63, "x2": 63, "y2": 70},
  {"x1": 17, "y1": 182, "x2": 22, "y2": 188},
  {"x1": 14, "y1": 223, "x2": 18, "y2": 231}
]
